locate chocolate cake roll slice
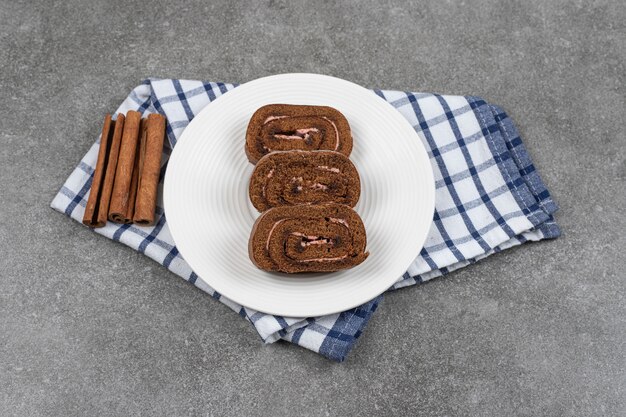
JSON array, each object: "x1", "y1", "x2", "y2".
[
  {"x1": 245, "y1": 104, "x2": 353, "y2": 164},
  {"x1": 249, "y1": 150, "x2": 361, "y2": 212},
  {"x1": 249, "y1": 203, "x2": 369, "y2": 273}
]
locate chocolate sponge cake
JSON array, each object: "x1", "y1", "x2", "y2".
[
  {"x1": 249, "y1": 150, "x2": 361, "y2": 212},
  {"x1": 245, "y1": 104, "x2": 353, "y2": 164},
  {"x1": 249, "y1": 203, "x2": 369, "y2": 273}
]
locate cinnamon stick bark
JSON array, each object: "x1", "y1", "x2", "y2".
[
  {"x1": 98, "y1": 113, "x2": 126, "y2": 224},
  {"x1": 92, "y1": 114, "x2": 125, "y2": 227},
  {"x1": 82, "y1": 114, "x2": 114, "y2": 227},
  {"x1": 133, "y1": 113, "x2": 166, "y2": 225},
  {"x1": 109, "y1": 110, "x2": 141, "y2": 223},
  {"x1": 124, "y1": 118, "x2": 146, "y2": 222}
]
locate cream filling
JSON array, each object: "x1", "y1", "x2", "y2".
[
  {"x1": 291, "y1": 232, "x2": 332, "y2": 247},
  {"x1": 291, "y1": 176, "x2": 328, "y2": 191},
  {"x1": 263, "y1": 115, "x2": 287, "y2": 124},
  {"x1": 274, "y1": 133, "x2": 310, "y2": 141},
  {"x1": 321, "y1": 117, "x2": 340, "y2": 150},
  {"x1": 265, "y1": 219, "x2": 287, "y2": 250},
  {"x1": 307, "y1": 255, "x2": 348, "y2": 262},
  {"x1": 317, "y1": 165, "x2": 340, "y2": 173},
  {"x1": 273, "y1": 128, "x2": 319, "y2": 141},
  {"x1": 265, "y1": 221, "x2": 350, "y2": 262},
  {"x1": 328, "y1": 217, "x2": 349, "y2": 227},
  {"x1": 261, "y1": 169, "x2": 275, "y2": 199},
  {"x1": 262, "y1": 114, "x2": 339, "y2": 150},
  {"x1": 296, "y1": 128, "x2": 319, "y2": 135}
]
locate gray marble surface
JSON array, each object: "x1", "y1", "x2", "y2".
[{"x1": 1, "y1": 1, "x2": 624, "y2": 416}]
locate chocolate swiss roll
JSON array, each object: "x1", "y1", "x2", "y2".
[
  {"x1": 249, "y1": 203, "x2": 369, "y2": 273},
  {"x1": 249, "y1": 150, "x2": 361, "y2": 212},
  {"x1": 245, "y1": 104, "x2": 353, "y2": 164}
]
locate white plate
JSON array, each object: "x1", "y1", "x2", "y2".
[{"x1": 164, "y1": 73, "x2": 435, "y2": 317}]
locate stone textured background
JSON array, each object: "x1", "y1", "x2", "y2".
[{"x1": 1, "y1": 0, "x2": 624, "y2": 415}]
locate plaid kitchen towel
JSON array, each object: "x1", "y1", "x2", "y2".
[{"x1": 51, "y1": 78, "x2": 560, "y2": 362}]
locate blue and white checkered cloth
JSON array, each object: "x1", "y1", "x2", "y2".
[{"x1": 51, "y1": 78, "x2": 560, "y2": 362}]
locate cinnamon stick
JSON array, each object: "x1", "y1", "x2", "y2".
[
  {"x1": 98, "y1": 113, "x2": 126, "y2": 224},
  {"x1": 109, "y1": 110, "x2": 141, "y2": 223},
  {"x1": 124, "y1": 119, "x2": 146, "y2": 222},
  {"x1": 133, "y1": 114, "x2": 166, "y2": 225},
  {"x1": 82, "y1": 114, "x2": 114, "y2": 228}
]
